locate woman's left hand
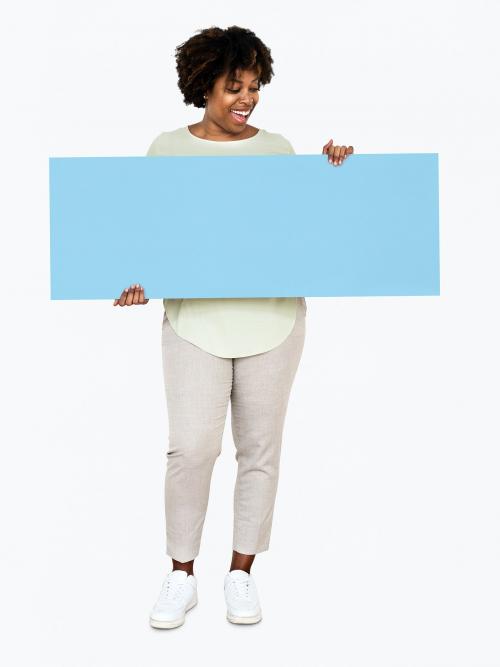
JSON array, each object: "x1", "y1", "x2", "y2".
[{"x1": 322, "y1": 139, "x2": 354, "y2": 166}]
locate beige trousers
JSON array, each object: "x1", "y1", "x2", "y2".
[{"x1": 160, "y1": 297, "x2": 307, "y2": 562}]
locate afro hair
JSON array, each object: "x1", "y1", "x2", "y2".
[{"x1": 174, "y1": 25, "x2": 275, "y2": 108}]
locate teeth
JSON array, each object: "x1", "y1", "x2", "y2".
[{"x1": 231, "y1": 109, "x2": 250, "y2": 116}]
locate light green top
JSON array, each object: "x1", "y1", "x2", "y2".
[{"x1": 146, "y1": 126, "x2": 300, "y2": 358}]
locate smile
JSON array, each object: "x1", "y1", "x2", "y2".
[{"x1": 229, "y1": 107, "x2": 252, "y2": 124}]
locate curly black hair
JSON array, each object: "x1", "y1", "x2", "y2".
[{"x1": 175, "y1": 25, "x2": 275, "y2": 108}]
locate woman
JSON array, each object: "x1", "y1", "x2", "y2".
[{"x1": 114, "y1": 25, "x2": 353, "y2": 629}]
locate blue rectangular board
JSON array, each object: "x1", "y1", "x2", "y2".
[{"x1": 49, "y1": 153, "x2": 439, "y2": 299}]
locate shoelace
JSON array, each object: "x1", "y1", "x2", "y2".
[
  {"x1": 159, "y1": 577, "x2": 185, "y2": 602},
  {"x1": 231, "y1": 578, "x2": 250, "y2": 598}
]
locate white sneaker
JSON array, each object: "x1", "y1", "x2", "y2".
[
  {"x1": 224, "y1": 569, "x2": 262, "y2": 624},
  {"x1": 150, "y1": 569, "x2": 198, "y2": 629}
]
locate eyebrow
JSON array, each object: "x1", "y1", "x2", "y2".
[{"x1": 228, "y1": 77, "x2": 259, "y2": 83}]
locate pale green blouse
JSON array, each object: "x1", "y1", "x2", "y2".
[{"x1": 146, "y1": 126, "x2": 301, "y2": 358}]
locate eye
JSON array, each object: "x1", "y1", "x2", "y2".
[{"x1": 226, "y1": 87, "x2": 260, "y2": 93}]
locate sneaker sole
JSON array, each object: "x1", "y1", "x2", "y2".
[
  {"x1": 150, "y1": 596, "x2": 198, "y2": 629},
  {"x1": 226, "y1": 611, "x2": 262, "y2": 625}
]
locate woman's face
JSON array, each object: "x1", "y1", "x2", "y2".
[{"x1": 204, "y1": 68, "x2": 260, "y2": 134}]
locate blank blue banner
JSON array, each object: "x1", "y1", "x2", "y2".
[{"x1": 49, "y1": 153, "x2": 439, "y2": 299}]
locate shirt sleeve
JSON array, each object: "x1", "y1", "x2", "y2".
[
  {"x1": 146, "y1": 134, "x2": 162, "y2": 156},
  {"x1": 280, "y1": 135, "x2": 296, "y2": 155}
]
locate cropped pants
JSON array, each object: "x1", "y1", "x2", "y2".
[{"x1": 160, "y1": 297, "x2": 307, "y2": 562}]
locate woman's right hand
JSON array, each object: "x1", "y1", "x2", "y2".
[{"x1": 113, "y1": 283, "x2": 149, "y2": 306}]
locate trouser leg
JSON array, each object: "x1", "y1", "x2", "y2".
[
  {"x1": 230, "y1": 299, "x2": 306, "y2": 554},
  {"x1": 161, "y1": 312, "x2": 233, "y2": 562}
]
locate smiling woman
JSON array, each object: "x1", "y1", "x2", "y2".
[
  {"x1": 189, "y1": 64, "x2": 262, "y2": 140},
  {"x1": 174, "y1": 25, "x2": 274, "y2": 140},
  {"x1": 117, "y1": 25, "x2": 309, "y2": 630},
  {"x1": 143, "y1": 27, "x2": 303, "y2": 360}
]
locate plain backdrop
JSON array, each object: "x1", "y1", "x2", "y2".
[{"x1": 1, "y1": 1, "x2": 499, "y2": 665}]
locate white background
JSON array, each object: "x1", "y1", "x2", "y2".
[{"x1": 2, "y1": 1, "x2": 499, "y2": 665}]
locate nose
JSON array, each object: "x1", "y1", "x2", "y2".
[{"x1": 240, "y1": 92, "x2": 254, "y2": 106}]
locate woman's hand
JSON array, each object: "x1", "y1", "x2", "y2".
[
  {"x1": 113, "y1": 283, "x2": 149, "y2": 306},
  {"x1": 322, "y1": 139, "x2": 354, "y2": 166}
]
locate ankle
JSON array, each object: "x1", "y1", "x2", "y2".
[
  {"x1": 172, "y1": 558, "x2": 194, "y2": 576},
  {"x1": 230, "y1": 550, "x2": 255, "y2": 574}
]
